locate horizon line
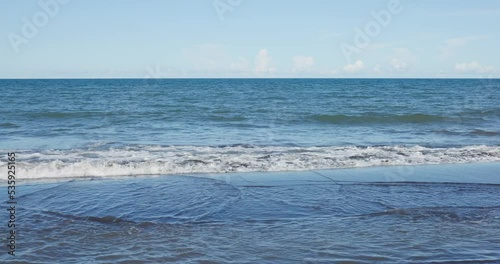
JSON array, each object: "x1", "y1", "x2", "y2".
[{"x1": 1, "y1": 77, "x2": 499, "y2": 80}]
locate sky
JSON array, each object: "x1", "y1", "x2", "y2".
[{"x1": 1, "y1": 0, "x2": 500, "y2": 78}]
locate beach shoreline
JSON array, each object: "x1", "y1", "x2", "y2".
[{"x1": 11, "y1": 161, "x2": 500, "y2": 187}]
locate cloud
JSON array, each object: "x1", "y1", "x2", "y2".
[
  {"x1": 255, "y1": 49, "x2": 276, "y2": 74},
  {"x1": 455, "y1": 61, "x2": 495, "y2": 74},
  {"x1": 182, "y1": 47, "x2": 277, "y2": 76},
  {"x1": 439, "y1": 36, "x2": 486, "y2": 59},
  {"x1": 292, "y1": 55, "x2": 315, "y2": 72},
  {"x1": 343, "y1": 60, "x2": 365, "y2": 73}
]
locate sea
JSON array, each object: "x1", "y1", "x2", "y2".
[{"x1": 1, "y1": 78, "x2": 499, "y2": 263}]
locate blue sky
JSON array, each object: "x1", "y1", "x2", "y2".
[{"x1": 1, "y1": 0, "x2": 499, "y2": 78}]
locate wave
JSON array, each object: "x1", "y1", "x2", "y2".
[
  {"x1": 0, "y1": 122, "x2": 20, "y2": 128},
  {"x1": 312, "y1": 113, "x2": 447, "y2": 124},
  {"x1": 471, "y1": 129, "x2": 500, "y2": 136},
  {"x1": 1, "y1": 145, "x2": 500, "y2": 180},
  {"x1": 434, "y1": 129, "x2": 500, "y2": 137}
]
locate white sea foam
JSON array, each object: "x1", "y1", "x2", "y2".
[{"x1": 1, "y1": 145, "x2": 500, "y2": 180}]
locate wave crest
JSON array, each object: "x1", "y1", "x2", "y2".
[{"x1": 1, "y1": 145, "x2": 500, "y2": 180}]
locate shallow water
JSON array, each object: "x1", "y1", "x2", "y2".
[{"x1": 4, "y1": 164, "x2": 500, "y2": 263}]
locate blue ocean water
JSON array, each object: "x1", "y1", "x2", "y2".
[
  {"x1": 1, "y1": 79, "x2": 500, "y2": 262},
  {"x1": 1, "y1": 78, "x2": 500, "y2": 179}
]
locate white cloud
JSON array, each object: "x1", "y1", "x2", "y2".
[
  {"x1": 439, "y1": 36, "x2": 486, "y2": 59},
  {"x1": 455, "y1": 61, "x2": 495, "y2": 74},
  {"x1": 182, "y1": 47, "x2": 279, "y2": 76},
  {"x1": 255, "y1": 49, "x2": 276, "y2": 74},
  {"x1": 343, "y1": 60, "x2": 365, "y2": 73},
  {"x1": 292, "y1": 55, "x2": 315, "y2": 72}
]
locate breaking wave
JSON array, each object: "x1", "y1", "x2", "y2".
[{"x1": 1, "y1": 144, "x2": 500, "y2": 180}]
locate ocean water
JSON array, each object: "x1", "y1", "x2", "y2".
[
  {"x1": 1, "y1": 78, "x2": 500, "y2": 262},
  {"x1": 1, "y1": 78, "x2": 500, "y2": 179}
]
